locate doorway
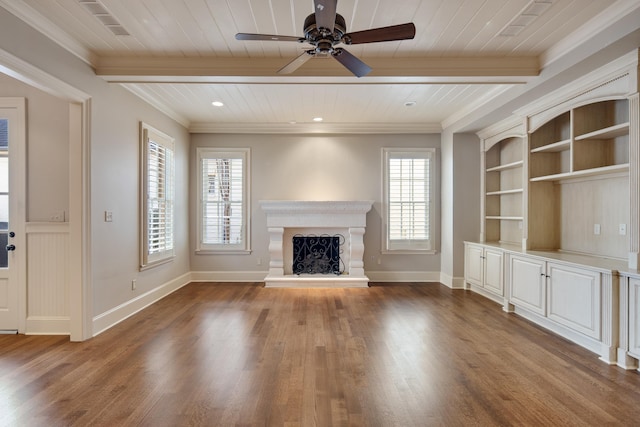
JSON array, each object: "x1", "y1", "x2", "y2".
[{"x1": 0, "y1": 98, "x2": 25, "y2": 331}]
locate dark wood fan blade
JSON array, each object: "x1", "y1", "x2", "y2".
[
  {"x1": 332, "y1": 48, "x2": 371, "y2": 78},
  {"x1": 235, "y1": 33, "x2": 303, "y2": 42},
  {"x1": 277, "y1": 51, "x2": 314, "y2": 74},
  {"x1": 343, "y1": 23, "x2": 416, "y2": 44},
  {"x1": 314, "y1": 0, "x2": 337, "y2": 32}
]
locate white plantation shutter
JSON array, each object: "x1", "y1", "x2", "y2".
[
  {"x1": 383, "y1": 148, "x2": 434, "y2": 252},
  {"x1": 197, "y1": 148, "x2": 250, "y2": 252},
  {"x1": 141, "y1": 124, "x2": 175, "y2": 268}
]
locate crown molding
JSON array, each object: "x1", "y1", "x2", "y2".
[
  {"x1": 0, "y1": 0, "x2": 97, "y2": 66},
  {"x1": 476, "y1": 115, "x2": 525, "y2": 141},
  {"x1": 514, "y1": 49, "x2": 639, "y2": 118},
  {"x1": 189, "y1": 121, "x2": 442, "y2": 134},
  {"x1": 120, "y1": 84, "x2": 190, "y2": 128},
  {"x1": 541, "y1": 0, "x2": 640, "y2": 69}
]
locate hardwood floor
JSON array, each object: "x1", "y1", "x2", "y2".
[{"x1": 1, "y1": 282, "x2": 640, "y2": 426}]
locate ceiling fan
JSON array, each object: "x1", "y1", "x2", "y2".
[{"x1": 235, "y1": 0, "x2": 416, "y2": 78}]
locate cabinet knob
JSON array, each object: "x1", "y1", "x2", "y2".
[{"x1": 6, "y1": 244, "x2": 15, "y2": 251}]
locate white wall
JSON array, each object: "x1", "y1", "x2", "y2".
[
  {"x1": 440, "y1": 130, "x2": 481, "y2": 286},
  {"x1": 0, "y1": 74, "x2": 69, "y2": 222},
  {"x1": 190, "y1": 133, "x2": 442, "y2": 278}
]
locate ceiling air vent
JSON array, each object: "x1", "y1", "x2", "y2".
[
  {"x1": 78, "y1": 0, "x2": 130, "y2": 36},
  {"x1": 498, "y1": 0, "x2": 553, "y2": 37}
]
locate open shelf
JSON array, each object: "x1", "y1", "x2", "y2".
[
  {"x1": 486, "y1": 188, "x2": 524, "y2": 196},
  {"x1": 486, "y1": 160, "x2": 524, "y2": 173},
  {"x1": 530, "y1": 163, "x2": 629, "y2": 182},
  {"x1": 530, "y1": 139, "x2": 571, "y2": 153},
  {"x1": 486, "y1": 216, "x2": 524, "y2": 221},
  {"x1": 575, "y1": 122, "x2": 629, "y2": 141}
]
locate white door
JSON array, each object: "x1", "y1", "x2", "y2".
[{"x1": 0, "y1": 98, "x2": 25, "y2": 331}]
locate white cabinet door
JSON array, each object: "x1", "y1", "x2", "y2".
[
  {"x1": 483, "y1": 248, "x2": 503, "y2": 295},
  {"x1": 629, "y1": 278, "x2": 640, "y2": 358},
  {"x1": 464, "y1": 243, "x2": 484, "y2": 287},
  {"x1": 509, "y1": 255, "x2": 546, "y2": 315},
  {"x1": 547, "y1": 262, "x2": 601, "y2": 339}
]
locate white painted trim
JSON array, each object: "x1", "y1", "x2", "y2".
[
  {"x1": 541, "y1": 0, "x2": 640, "y2": 69},
  {"x1": 367, "y1": 271, "x2": 441, "y2": 283},
  {"x1": 513, "y1": 306, "x2": 614, "y2": 364},
  {"x1": 0, "y1": 0, "x2": 96, "y2": 66},
  {"x1": 439, "y1": 272, "x2": 466, "y2": 289},
  {"x1": 123, "y1": 85, "x2": 190, "y2": 128},
  {"x1": 515, "y1": 50, "x2": 639, "y2": 118},
  {"x1": 92, "y1": 272, "x2": 191, "y2": 336},
  {"x1": 190, "y1": 271, "x2": 267, "y2": 283},
  {"x1": 0, "y1": 97, "x2": 27, "y2": 333},
  {"x1": 25, "y1": 222, "x2": 70, "y2": 233},
  {"x1": 25, "y1": 316, "x2": 70, "y2": 335}
]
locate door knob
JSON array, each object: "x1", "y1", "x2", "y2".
[{"x1": 6, "y1": 244, "x2": 15, "y2": 251}]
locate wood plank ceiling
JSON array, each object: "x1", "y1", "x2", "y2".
[{"x1": 0, "y1": 0, "x2": 628, "y2": 132}]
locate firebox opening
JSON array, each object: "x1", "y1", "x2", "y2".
[{"x1": 292, "y1": 234, "x2": 345, "y2": 275}]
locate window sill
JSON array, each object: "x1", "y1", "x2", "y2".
[{"x1": 139, "y1": 256, "x2": 174, "y2": 271}]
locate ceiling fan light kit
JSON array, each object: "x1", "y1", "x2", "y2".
[{"x1": 235, "y1": 0, "x2": 415, "y2": 78}]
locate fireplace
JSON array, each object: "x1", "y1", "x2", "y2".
[
  {"x1": 260, "y1": 200, "x2": 373, "y2": 287},
  {"x1": 292, "y1": 234, "x2": 343, "y2": 275}
]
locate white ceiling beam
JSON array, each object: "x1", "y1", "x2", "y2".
[{"x1": 95, "y1": 56, "x2": 539, "y2": 84}]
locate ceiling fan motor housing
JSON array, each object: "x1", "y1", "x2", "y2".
[{"x1": 303, "y1": 12, "x2": 347, "y2": 51}]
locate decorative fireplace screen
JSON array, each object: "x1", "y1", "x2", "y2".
[{"x1": 292, "y1": 234, "x2": 344, "y2": 275}]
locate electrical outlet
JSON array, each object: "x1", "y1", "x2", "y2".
[
  {"x1": 105, "y1": 211, "x2": 113, "y2": 222},
  {"x1": 131, "y1": 279, "x2": 136, "y2": 291},
  {"x1": 593, "y1": 224, "x2": 601, "y2": 235},
  {"x1": 50, "y1": 211, "x2": 65, "y2": 222},
  {"x1": 619, "y1": 224, "x2": 627, "y2": 235},
  {"x1": 257, "y1": 257, "x2": 262, "y2": 266},
  {"x1": 377, "y1": 257, "x2": 382, "y2": 265}
]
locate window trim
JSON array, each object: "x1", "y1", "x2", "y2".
[
  {"x1": 382, "y1": 147, "x2": 436, "y2": 254},
  {"x1": 196, "y1": 147, "x2": 251, "y2": 254},
  {"x1": 140, "y1": 122, "x2": 175, "y2": 270}
]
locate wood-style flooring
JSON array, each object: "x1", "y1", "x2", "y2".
[{"x1": 1, "y1": 282, "x2": 639, "y2": 426}]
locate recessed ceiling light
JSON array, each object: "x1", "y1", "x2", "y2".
[
  {"x1": 313, "y1": 117, "x2": 323, "y2": 122},
  {"x1": 211, "y1": 101, "x2": 224, "y2": 107}
]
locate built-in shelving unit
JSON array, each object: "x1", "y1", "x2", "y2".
[
  {"x1": 527, "y1": 98, "x2": 630, "y2": 258},
  {"x1": 467, "y1": 50, "x2": 640, "y2": 368},
  {"x1": 483, "y1": 134, "x2": 525, "y2": 245},
  {"x1": 530, "y1": 100, "x2": 629, "y2": 182}
]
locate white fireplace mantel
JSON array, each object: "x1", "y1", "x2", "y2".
[{"x1": 260, "y1": 200, "x2": 374, "y2": 287}]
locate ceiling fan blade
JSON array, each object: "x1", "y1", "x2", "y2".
[
  {"x1": 332, "y1": 48, "x2": 371, "y2": 78},
  {"x1": 277, "y1": 51, "x2": 314, "y2": 74},
  {"x1": 235, "y1": 33, "x2": 303, "y2": 42},
  {"x1": 343, "y1": 23, "x2": 416, "y2": 44},
  {"x1": 314, "y1": 0, "x2": 337, "y2": 32}
]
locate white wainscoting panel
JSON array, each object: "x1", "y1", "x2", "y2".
[{"x1": 26, "y1": 222, "x2": 70, "y2": 334}]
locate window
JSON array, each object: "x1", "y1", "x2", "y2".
[
  {"x1": 140, "y1": 123, "x2": 175, "y2": 269},
  {"x1": 197, "y1": 148, "x2": 250, "y2": 253},
  {"x1": 383, "y1": 148, "x2": 435, "y2": 252}
]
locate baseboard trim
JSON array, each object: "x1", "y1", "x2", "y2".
[
  {"x1": 439, "y1": 272, "x2": 466, "y2": 289},
  {"x1": 25, "y1": 316, "x2": 70, "y2": 335},
  {"x1": 92, "y1": 272, "x2": 191, "y2": 337},
  {"x1": 190, "y1": 270, "x2": 267, "y2": 282},
  {"x1": 366, "y1": 271, "x2": 441, "y2": 282}
]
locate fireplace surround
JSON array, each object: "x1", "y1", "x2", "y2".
[{"x1": 260, "y1": 200, "x2": 374, "y2": 287}]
